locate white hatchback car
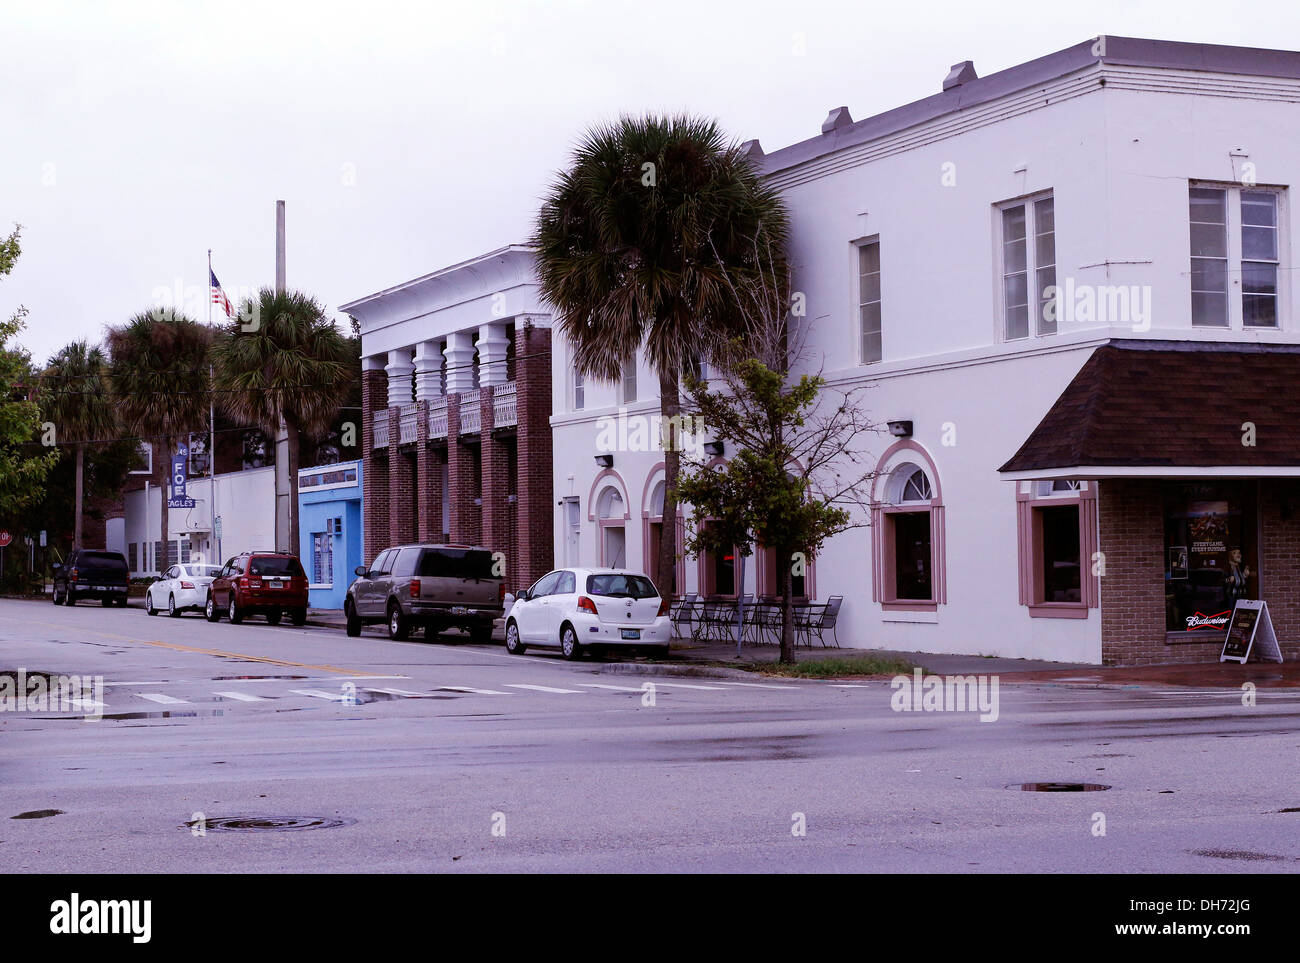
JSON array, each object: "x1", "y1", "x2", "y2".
[
  {"x1": 505, "y1": 567, "x2": 671, "y2": 660},
  {"x1": 146, "y1": 563, "x2": 224, "y2": 618}
]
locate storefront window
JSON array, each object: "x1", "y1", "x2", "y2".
[
  {"x1": 1163, "y1": 483, "x2": 1257, "y2": 634},
  {"x1": 1039, "y1": 505, "x2": 1081, "y2": 602}
]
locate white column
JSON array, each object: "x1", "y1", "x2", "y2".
[
  {"x1": 477, "y1": 322, "x2": 510, "y2": 388},
  {"x1": 443, "y1": 331, "x2": 476, "y2": 394},
  {"x1": 385, "y1": 349, "x2": 415, "y2": 408},
  {"x1": 413, "y1": 340, "x2": 444, "y2": 402}
]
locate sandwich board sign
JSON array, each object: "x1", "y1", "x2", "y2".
[{"x1": 1220, "y1": 600, "x2": 1284, "y2": 664}]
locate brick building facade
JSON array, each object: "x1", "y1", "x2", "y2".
[{"x1": 343, "y1": 246, "x2": 553, "y2": 593}]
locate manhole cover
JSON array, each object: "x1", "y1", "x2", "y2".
[
  {"x1": 1013, "y1": 782, "x2": 1110, "y2": 792},
  {"x1": 183, "y1": 815, "x2": 356, "y2": 833},
  {"x1": 11, "y1": 809, "x2": 64, "y2": 819}
]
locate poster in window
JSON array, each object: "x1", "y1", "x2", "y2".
[
  {"x1": 1188, "y1": 500, "x2": 1228, "y2": 568},
  {"x1": 1168, "y1": 546, "x2": 1188, "y2": 580}
]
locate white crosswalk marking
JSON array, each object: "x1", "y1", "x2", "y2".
[
  {"x1": 714, "y1": 681, "x2": 798, "y2": 690},
  {"x1": 364, "y1": 687, "x2": 425, "y2": 696},
  {"x1": 67, "y1": 698, "x2": 106, "y2": 711},
  {"x1": 214, "y1": 691, "x2": 269, "y2": 702},
  {"x1": 290, "y1": 688, "x2": 349, "y2": 701},
  {"x1": 138, "y1": 693, "x2": 189, "y2": 704},
  {"x1": 505, "y1": 684, "x2": 584, "y2": 694},
  {"x1": 436, "y1": 686, "x2": 511, "y2": 695},
  {"x1": 578, "y1": 683, "x2": 649, "y2": 692},
  {"x1": 645, "y1": 681, "x2": 726, "y2": 691},
  {"x1": 829, "y1": 684, "x2": 873, "y2": 688}
]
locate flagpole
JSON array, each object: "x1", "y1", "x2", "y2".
[{"x1": 208, "y1": 249, "x2": 219, "y2": 566}]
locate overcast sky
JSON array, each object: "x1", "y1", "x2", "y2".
[{"x1": 3, "y1": 0, "x2": 1299, "y2": 363}]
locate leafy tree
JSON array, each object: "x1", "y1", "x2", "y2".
[
  {"x1": 0, "y1": 226, "x2": 59, "y2": 525},
  {"x1": 106, "y1": 310, "x2": 212, "y2": 574},
  {"x1": 534, "y1": 114, "x2": 790, "y2": 594},
  {"x1": 211, "y1": 288, "x2": 352, "y2": 551},
  {"x1": 677, "y1": 243, "x2": 879, "y2": 664},
  {"x1": 39, "y1": 340, "x2": 117, "y2": 548}
]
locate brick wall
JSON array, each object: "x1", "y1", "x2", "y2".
[
  {"x1": 361, "y1": 368, "x2": 388, "y2": 563},
  {"x1": 481, "y1": 386, "x2": 511, "y2": 578},
  {"x1": 415, "y1": 402, "x2": 444, "y2": 542},
  {"x1": 387, "y1": 404, "x2": 416, "y2": 547},
  {"x1": 1099, "y1": 478, "x2": 1300, "y2": 665},
  {"x1": 1259, "y1": 479, "x2": 1300, "y2": 659},
  {"x1": 514, "y1": 323, "x2": 553, "y2": 590}
]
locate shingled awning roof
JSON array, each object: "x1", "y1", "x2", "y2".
[{"x1": 999, "y1": 341, "x2": 1300, "y2": 479}]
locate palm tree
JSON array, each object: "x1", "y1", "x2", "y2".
[
  {"x1": 107, "y1": 311, "x2": 212, "y2": 575},
  {"x1": 211, "y1": 288, "x2": 352, "y2": 553},
  {"x1": 533, "y1": 113, "x2": 790, "y2": 593},
  {"x1": 40, "y1": 341, "x2": 117, "y2": 549}
]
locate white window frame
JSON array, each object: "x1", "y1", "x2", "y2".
[
  {"x1": 856, "y1": 237, "x2": 882, "y2": 364},
  {"x1": 996, "y1": 191, "x2": 1056, "y2": 341},
  {"x1": 572, "y1": 367, "x2": 585, "y2": 411},
  {"x1": 1189, "y1": 181, "x2": 1287, "y2": 330},
  {"x1": 619, "y1": 355, "x2": 638, "y2": 405}
]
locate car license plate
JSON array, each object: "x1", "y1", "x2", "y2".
[
  {"x1": 92, "y1": 585, "x2": 107, "y2": 591},
  {"x1": 621, "y1": 629, "x2": 640, "y2": 640},
  {"x1": 269, "y1": 580, "x2": 283, "y2": 588},
  {"x1": 451, "y1": 606, "x2": 469, "y2": 616}
]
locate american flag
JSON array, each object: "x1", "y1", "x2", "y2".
[{"x1": 209, "y1": 267, "x2": 234, "y2": 318}]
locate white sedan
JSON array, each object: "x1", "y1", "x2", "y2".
[
  {"x1": 145, "y1": 563, "x2": 224, "y2": 618},
  {"x1": 504, "y1": 567, "x2": 671, "y2": 660}
]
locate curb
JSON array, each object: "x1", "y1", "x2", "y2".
[{"x1": 596, "y1": 661, "x2": 763, "y2": 681}]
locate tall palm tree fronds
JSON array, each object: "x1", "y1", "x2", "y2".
[
  {"x1": 40, "y1": 340, "x2": 117, "y2": 549},
  {"x1": 106, "y1": 310, "x2": 212, "y2": 573},
  {"x1": 533, "y1": 113, "x2": 791, "y2": 591}
]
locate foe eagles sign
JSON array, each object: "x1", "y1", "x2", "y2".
[{"x1": 168, "y1": 444, "x2": 196, "y2": 509}]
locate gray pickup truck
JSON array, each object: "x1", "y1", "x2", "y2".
[{"x1": 344, "y1": 543, "x2": 504, "y2": 642}]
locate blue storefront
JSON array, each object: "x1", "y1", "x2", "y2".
[{"x1": 297, "y1": 460, "x2": 363, "y2": 610}]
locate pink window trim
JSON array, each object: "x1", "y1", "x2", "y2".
[
  {"x1": 754, "y1": 545, "x2": 816, "y2": 601},
  {"x1": 1015, "y1": 483, "x2": 1098, "y2": 615},
  {"x1": 869, "y1": 440, "x2": 946, "y2": 607},
  {"x1": 640, "y1": 463, "x2": 687, "y2": 591}
]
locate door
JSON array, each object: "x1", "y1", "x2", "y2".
[
  {"x1": 563, "y1": 498, "x2": 581, "y2": 566},
  {"x1": 547, "y1": 570, "x2": 577, "y2": 640},
  {"x1": 359, "y1": 550, "x2": 395, "y2": 618},
  {"x1": 517, "y1": 571, "x2": 560, "y2": 642}
]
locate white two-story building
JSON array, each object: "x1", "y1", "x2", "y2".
[{"x1": 549, "y1": 36, "x2": 1300, "y2": 665}]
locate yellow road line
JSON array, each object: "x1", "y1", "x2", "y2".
[{"x1": 9, "y1": 614, "x2": 375, "y2": 676}]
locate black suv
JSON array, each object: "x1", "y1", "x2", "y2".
[{"x1": 53, "y1": 549, "x2": 130, "y2": 606}]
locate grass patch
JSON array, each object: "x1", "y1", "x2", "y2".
[{"x1": 752, "y1": 656, "x2": 916, "y2": 679}]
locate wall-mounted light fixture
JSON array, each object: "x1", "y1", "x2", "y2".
[
  {"x1": 594, "y1": 453, "x2": 614, "y2": 468},
  {"x1": 887, "y1": 420, "x2": 913, "y2": 437},
  {"x1": 703, "y1": 441, "x2": 725, "y2": 457}
]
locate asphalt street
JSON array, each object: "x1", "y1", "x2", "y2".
[{"x1": 2, "y1": 597, "x2": 1299, "y2": 873}]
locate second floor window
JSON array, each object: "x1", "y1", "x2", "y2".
[
  {"x1": 1190, "y1": 184, "x2": 1282, "y2": 328},
  {"x1": 620, "y1": 355, "x2": 638, "y2": 405},
  {"x1": 572, "y1": 368, "x2": 584, "y2": 411},
  {"x1": 999, "y1": 193, "x2": 1056, "y2": 340},
  {"x1": 858, "y1": 240, "x2": 882, "y2": 363}
]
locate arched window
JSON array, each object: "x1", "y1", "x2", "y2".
[{"x1": 871, "y1": 445, "x2": 947, "y2": 611}]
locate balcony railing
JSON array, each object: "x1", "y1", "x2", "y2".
[
  {"x1": 493, "y1": 381, "x2": 517, "y2": 428},
  {"x1": 459, "y1": 389, "x2": 481, "y2": 435},
  {"x1": 398, "y1": 403, "x2": 419, "y2": 444},
  {"x1": 428, "y1": 396, "x2": 448, "y2": 439},
  {"x1": 373, "y1": 411, "x2": 389, "y2": 448}
]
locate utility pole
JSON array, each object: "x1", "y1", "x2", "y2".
[
  {"x1": 208, "y1": 249, "x2": 220, "y2": 566},
  {"x1": 273, "y1": 200, "x2": 292, "y2": 553}
]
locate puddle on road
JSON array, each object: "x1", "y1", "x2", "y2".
[
  {"x1": 211, "y1": 674, "x2": 309, "y2": 681},
  {"x1": 1192, "y1": 848, "x2": 1288, "y2": 862},
  {"x1": 1013, "y1": 782, "x2": 1111, "y2": 792},
  {"x1": 50, "y1": 709, "x2": 229, "y2": 721},
  {"x1": 12, "y1": 809, "x2": 64, "y2": 819}
]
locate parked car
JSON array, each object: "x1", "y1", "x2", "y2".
[
  {"x1": 52, "y1": 549, "x2": 130, "y2": 607},
  {"x1": 146, "y1": 563, "x2": 223, "y2": 617},
  {"x1": 345, "y1": 543, "x2": 504, "y2": 642},
  {"x1": 204, "y1": 552, "x2": 309, "y2": 625},
  {"x1": 505, "y1": 567, "x2": 671, "y2": 660}
]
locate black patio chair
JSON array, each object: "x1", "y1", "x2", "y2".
[
  {"x1": 670, "y1": 593, "x2": 698, "y2": 639},
  {"x1": 804, "y1": 595, "x2": 843, "y2": 648}
]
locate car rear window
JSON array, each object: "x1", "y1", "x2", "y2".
[
  {"x1": 78, "y1": 552, "x2": 128, "y2": 572},
  {"x1": 250, "y1": 556, "x2": 305, "y2": 577},
  {"x1": 586, "y1": 573, "x2": 658, "y2": 599},
  {"x1": 191, "y1": 566, "x2": 222, "y2": 578},
  {"x1": 417, "y1": 548, "x2": 497, "y2": 579}
]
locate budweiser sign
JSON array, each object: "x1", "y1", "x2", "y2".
[{"x1": 1185, "y1": 610, "x2": 1231, "y2": 631}]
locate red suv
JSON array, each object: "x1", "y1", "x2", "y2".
[{"x1": 204, "y1": 552, "x2": 309, "y2": 626}]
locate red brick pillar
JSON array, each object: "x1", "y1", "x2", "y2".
[
  {"x1": 361, "y1": 366, "x2": 388, "y2": 564},
  {"x1": 514, "y1": 323, "x2": 553, "y2": 590},
  {"x1": 415, "y1": 401, "x2": 437, "y2": 543},
  {"x1": 481, "y1": 385, "x2": 510, "y2": 566},
  {"x1": 1260, "y1": 480, "x2": 1300, "y2": 659},
  {"x1": 1098, "y1": 479, "x2": 1175, "y2": 666},
  {"x1": 446, "y1": 395, "x2": 477, "y2": 543},
  {"x1": 387, "y1": 408, "x2": 415, "y2": 546}
]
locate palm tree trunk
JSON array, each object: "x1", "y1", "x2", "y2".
[
  {"x1": 657, "y1": 370, "x2": 681, "y2": 596},
  {"x1": 73, "y1": 445, "x2": 85, "y2": 550},
  {"x1": 780, "y1": 550, "x2": 795, "y2": 664},
  {"x1": 159, "y1": 435, "x2": 171, "y2": 575},
  {"x1": 286, "y1": 420, "x2": 301, "y2": 557}
]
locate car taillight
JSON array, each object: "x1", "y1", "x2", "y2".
[
  {"x1": 69, "y1": 568, "x2": 78, "y2": 582},
  {"x1": 180, "y1": 581, "x2": 195, "y2": 589},
  {"x1": 240, "y1": 577, "x2": 251, "y2": 588},
  {"x1": 577, "y1": 596, "x2": 598, "y2": 615},
  {"x1": 498, "y1": 582, "x2": 506, "y2": 603},
  {"x1": 657, "y1": 597, "x2": 670, "y2": 617},
  {"x1": 410, "y1": 578, "x2": 420, "y2": 597}
]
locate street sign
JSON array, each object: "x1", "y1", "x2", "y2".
[
  {"x1": 168, "y1": 444, "x2": 196, "y2": 508},
  {"x1": 215, "y1": 516, "x2": 222, "y2": 539},
  {"x1": 0, "y1": 531, "x2": 11, "y2": 548},
  {"x1": 1220, "y1": 600, "x2": 1284, "y2": 663},
  {"x1": 39, "y1": 530, "x2": 46, "y2": 547}
]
